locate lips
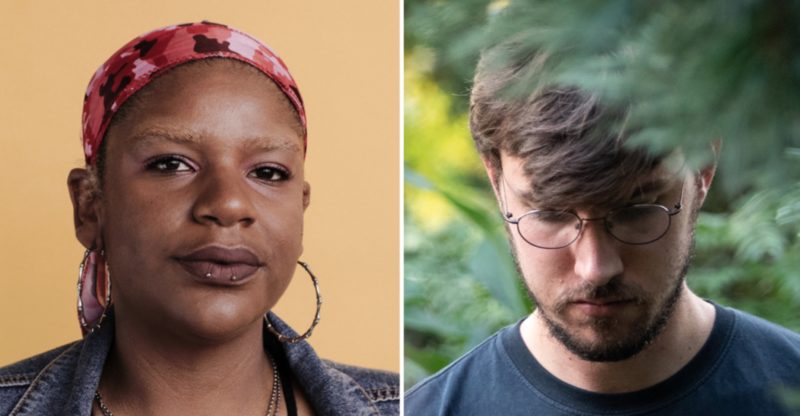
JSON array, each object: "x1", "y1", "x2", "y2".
[
  {"x1": 175, "y1": 246, "x2": 263, "y2": 285},
  {"x1": 571, "y1": 298, "x2": 633, "y2": 317}
]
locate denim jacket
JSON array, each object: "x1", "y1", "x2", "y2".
[{"x1": 0, "y1": 313, "x2": 398, "y2": 416}]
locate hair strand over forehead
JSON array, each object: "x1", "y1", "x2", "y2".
[{"x1": 469, "y1": 44, "x2": 663, "y2": 208}]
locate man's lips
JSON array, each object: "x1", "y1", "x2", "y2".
[
  {"x1": 574, "y1": 298, "x2": 630, "y2": 306},
  {"x1": 570, "y1": 298, "x2": 634, "y2": 317},
  {"x1": 175, "y1": 246, "x2": 263, "y2": 284}
]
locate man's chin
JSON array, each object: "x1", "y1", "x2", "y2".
[
  {"x1": 539, "y1": 290, "x2": 683, "y2": 362},
  {"x1": 548, "y1": 322, "x2": 657, "y2": 362},
  {"x1": 542, "y1": 314, "x2": 656, "y2": 362}
]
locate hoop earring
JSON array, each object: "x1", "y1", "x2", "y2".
[
  {"x1": 77, "y1": 249, "x2": 112, "y2": 335},
  {"x1": 265, "y1": 261, "x2": 322, "y2": 344}
]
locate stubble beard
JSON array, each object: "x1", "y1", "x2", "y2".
[{"x1": 510, "y1": 232, "x2": 695, "y2": 363}]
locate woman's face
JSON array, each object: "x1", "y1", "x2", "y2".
[{"x1": 87, "y1": 60, "x2": 308, "y2": 340}]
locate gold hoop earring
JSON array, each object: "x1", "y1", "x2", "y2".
[
  {"x1": 77, "y1": 249, "x2": 112, "y2": 335},
  {"x1": 265, "y1": 261, "x2": 322, "y2": 344}
]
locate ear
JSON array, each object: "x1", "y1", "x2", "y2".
[
  {"x1": 695, "y1": 164, "x2": 716, "y2": 205},
  {"x1": 302, "y1": 181, "x2": 311, "y2": 211},
  {"x1": 480, "y1": 155, "x2": 502, "y2": 202},
  {"x1": 67, "y1": 168, "x2": 103, "y2": 250},
  {"x1": 694, "y1": 144, "x2": 719, "y2": 208}
]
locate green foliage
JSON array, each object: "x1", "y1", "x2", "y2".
[
  {"x1": 405, "y1": 61, "x2": 531, "y2": 387},
  {"x1": 405, "y1": 0, "x2": 494, "y2": 112},
  {"x1": 408, "y1": 0, "x2": 800, "y2": 193},
  {"x1": 405, "y1": 0, "x2": 800, "y2": 389}
]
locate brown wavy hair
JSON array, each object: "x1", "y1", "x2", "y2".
[{"x1": 469, "y1": 45, "x2": 664, "y2": 209}]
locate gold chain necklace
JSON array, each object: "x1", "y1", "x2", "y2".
[{"x1": 94, "y1": 354, "x2": 281, "y2": 416}]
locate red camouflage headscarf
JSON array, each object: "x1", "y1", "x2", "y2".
[
  {"x1": 81, "y1": 20, "x2": 306, "y2": 166},
  {"x1": 78, "y1": 21, "x2": 306, "y2": 334}
]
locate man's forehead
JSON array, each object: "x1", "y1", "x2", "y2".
[{"x1": 501, "y1": 152, "x2": 685, "y2": 208}]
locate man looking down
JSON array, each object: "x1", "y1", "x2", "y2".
[{"x1": 405, "y1": 44, "x2": 800, "y2": 416}]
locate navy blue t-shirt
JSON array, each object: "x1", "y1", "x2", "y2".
[{"x1": 405, "y1": 303, "x2": 800, "y2": 415}]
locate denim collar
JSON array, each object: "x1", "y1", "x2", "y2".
[
  {"x1": 269, "y1": 312, "x2": 383, "y2": 415},
  {"x1": 11, "y1": 320, "x2": 108, "y2": 416},
  {"x1": 10, "y1": 312, "x2": 380, "y2": 416}
]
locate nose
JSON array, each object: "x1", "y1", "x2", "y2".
[
  {"x1": 571, "y1": 219, "x2": 623, "y2": 286},
  {"x1": 191, "y1": 165, "x2": 256, "y2": 228}
]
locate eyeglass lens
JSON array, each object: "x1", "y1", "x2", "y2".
[{"x1": 516, "y1": 205, "x2": 672, "y2": 249}]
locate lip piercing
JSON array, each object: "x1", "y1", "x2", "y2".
[
  {"x1": 205, "y1": 272, "x2": 213, "y2": 279},
  {"x1": 230, "y1": 275, "x2": 239, "y2": 281}
]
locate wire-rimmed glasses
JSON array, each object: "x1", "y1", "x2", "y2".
[{"x1": 501, "y1": 179, "x2": 684, "y2": 249}]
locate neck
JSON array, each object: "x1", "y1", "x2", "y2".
[
  {"x1": 520, "y1": 285, "x2": 715, "y2": 393},
  {"x1": 98, "y1": 310, "x2": 278, "y2": 415}
]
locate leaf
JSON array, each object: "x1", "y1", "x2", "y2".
[
  {"x1": 405, "y1": 167, "x2": 435, "y2": 190},
  {"x1": 468, "y1": 238, "x2": 528, "y2": 316},
  {"x1": 404, "y1": 345, "x2": 453, "y2": 377},
  {"x1": 404, "y1": 308, "x2": 464, "y2": 339}
]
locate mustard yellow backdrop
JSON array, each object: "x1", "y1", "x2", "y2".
[{"x1": 0, "y1": 0, "x2": 399, "y2": 371}]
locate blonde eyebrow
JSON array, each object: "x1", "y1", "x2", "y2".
[
  {"x1": 126, "y1": 127, "x2": 302, "y2": 153},
  {"x1": 127, "y1": 128, "x2": 201, "y2": 151},
  {"x1": 240, "y1": 137, "x2": 302, "y2": 153}
]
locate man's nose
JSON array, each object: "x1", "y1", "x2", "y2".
[{"x1": 571, "y1": 219, "x2": 623, "y2": 286}]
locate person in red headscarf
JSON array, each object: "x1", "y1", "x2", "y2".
[{"x1": 0, "y1": 22, "x2": 398, "y2": 416}]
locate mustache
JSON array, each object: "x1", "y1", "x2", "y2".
[{"x1": 553, "y1": 277, "x2": 646, "y2": 312}]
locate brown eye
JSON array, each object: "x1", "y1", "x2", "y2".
[
  {"x1": 145, "y1": 156, "x2": 193, "y2": 172},
  {"x1": 249, "y1": 165, "x2": 290, "y2": 182}
]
